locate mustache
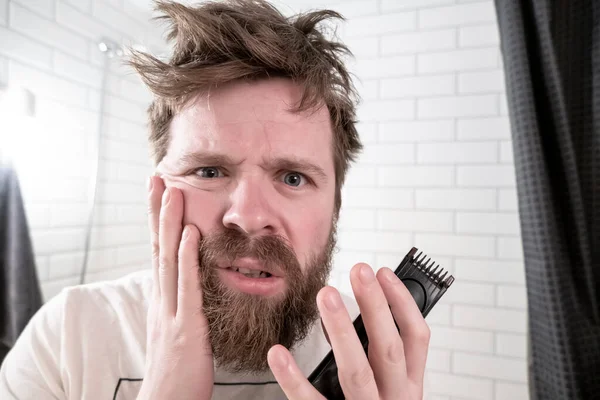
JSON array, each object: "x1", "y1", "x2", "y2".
[{"x1": 197, "y1": 229, "x2": 302, "y2": 276}]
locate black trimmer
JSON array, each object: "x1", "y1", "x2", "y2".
[{"x1": 308, "y1": 247, "x2": 455, "y2": 399}]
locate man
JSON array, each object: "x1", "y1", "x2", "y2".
[{"x1": 0, "y1": 1, "x2": 431, "y2": 399}]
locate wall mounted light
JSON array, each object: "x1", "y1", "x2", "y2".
[{"x1": 0, "y1": 86, "x2": 37, "y2": 166}]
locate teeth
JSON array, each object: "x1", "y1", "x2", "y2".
[
  {"x1": 233, "y1": 267, "x2": 268, "y2": 278},
  {"x1": 236, "y1": 267, "x2": 253, "y2": 275}
]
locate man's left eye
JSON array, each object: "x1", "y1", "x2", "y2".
[
  {"x1": 282, "y1": 172, "x2": 304, "y2": 187},
  {"x1": 197, "y1": 167, "x2": 222, "y2": 178}
]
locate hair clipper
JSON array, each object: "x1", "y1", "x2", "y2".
[{"x1": 308, "y1": 247, "x2": 455, "y2": 399}]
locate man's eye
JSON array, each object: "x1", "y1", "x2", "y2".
[
  {"x1": 283, "y1": 172, "x2": 304, "y2": 187},
  {"x1": 197, "y1": 167, "x2": 222, "y2": 178}
]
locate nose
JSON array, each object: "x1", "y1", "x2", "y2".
[{"x1": 222, "y1": 177, "x2": 279, "y2": 236}]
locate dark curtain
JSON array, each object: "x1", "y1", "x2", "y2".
[
  {"x1": 0, "y1": 165, "x2": 43, "y2": 365},
  {"x1": 494, "y1": 1, "x2": 600, "y2": 399}
]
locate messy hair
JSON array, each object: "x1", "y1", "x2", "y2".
[{"x1": 128, "y1": 0, "x2": 362, "y2": 213}]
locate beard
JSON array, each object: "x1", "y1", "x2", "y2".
[{"x1": 197, "y1": 222, "x2": 337, "y2": 374}]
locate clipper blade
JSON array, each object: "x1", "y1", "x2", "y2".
[{"x1": 395, "y1": 247, "x2": 455, "y2": 317}]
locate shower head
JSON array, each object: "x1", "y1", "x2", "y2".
[
  {"x1": 97, "y1": 37, "x2": 125, "y2": 58},
  {"x1": 97, "y1": 37, "x2": 148, "y2": 58}
]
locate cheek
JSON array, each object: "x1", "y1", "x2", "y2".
[
  {"x1": 174, "y1": 185, "x2": 223, "y2": 235},
  {"x1": 291, "y1": 201, "x2": 334, "y2": 264}
]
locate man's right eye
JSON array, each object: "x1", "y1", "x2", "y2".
[{"x1": 196, "y1": 167, "x2": 222, "y2": 178}]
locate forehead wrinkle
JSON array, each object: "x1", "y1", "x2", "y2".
[
  {"x1": 181, "y1": 87, "x2": 330, "y2": 137},
  {"x1": 167, "y1": 80, "x2": 334, "y2": 179}
]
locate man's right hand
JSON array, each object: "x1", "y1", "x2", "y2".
[{"x1": 137, "y1": 176, "x2": 214, "y2": 400}]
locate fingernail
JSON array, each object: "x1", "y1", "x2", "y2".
[
  {"x1": 270, "y1": 348, "x2": 288, "y2": 370},
  {"x1": 162, "y1": 188, "x2": 171, "y2": 205},
  {"x1": 182, "y1": 226, "x2": 190, "y2": 240},
  {"x1": 147, "y1": 177, "x2": 153, "y2": 192},
  {"x1": 359, "y1": 264, "x2": 374, "y2": 284},
  {"x1": 325, "y1": 290, "x2": 342, "y2": 312}
]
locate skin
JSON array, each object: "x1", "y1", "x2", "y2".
[
  {"x1": 157, "y1": 78, "x2": 336, "y2": 275},
  {"x1": 139, "y1": 78, "x2": 431, "y2": 399}
]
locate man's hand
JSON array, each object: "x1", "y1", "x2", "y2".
[
  {"x1": 137, "y1": 176, "x2": 214, "y2": 400},
  {"x1": 267, "y1": 263, "x2": 430, "y2": 400}
]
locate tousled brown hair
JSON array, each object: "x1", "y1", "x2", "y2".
[{"x1": 128, "y1": 0, "x2": 363, "y2": 213}]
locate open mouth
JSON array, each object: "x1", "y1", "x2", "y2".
[
  {"x1": 229, "y1": 267, "x2": 273, "y2": 279},
  {"x1": 219, "y1": 263, "x2": 284, "y2": 296}
]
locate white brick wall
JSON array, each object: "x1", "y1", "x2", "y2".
[
  {"x1": 282, "y1": 0, "x2": 529, "y2": 398},
  {"x1": 2, "y1": 0, "x2": 529, "y2": 398},
  {"x1": 1, "y1": 0, "x2": 161, "y2": 300}
]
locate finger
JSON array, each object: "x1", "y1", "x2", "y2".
[
  {"x1": 158, "y1": 186, "x2": 184, "y2": 316},
  {"x1": 320, "y1": 318, "x2": 331, "y2": 346},
  {"x1": 378, "y1": 267, "x2": 430, "y2": 386},
  {"x1": 267, "y1": 345, "x2": 326, "y2": 400},
  {"x1": 176, "y1": 225, "x2": 204, "y2": 318},
  {"x1": 147, "y1": 176, "x2": 165, "y2": 301},
  {"x1": 350, "y1": 263, "x2": 408, "y2": 399},
  {"x1": 317, "y1": 286, "x2": 379, "y2": 400}
]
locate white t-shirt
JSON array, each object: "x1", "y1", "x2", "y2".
[{"x1": 0, "y1": 270, "x2": 359, "y2": 400}]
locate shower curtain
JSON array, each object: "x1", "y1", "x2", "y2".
[
  {"x1": 494, "y1": 1, "x2": 600, "y2": 399},
  {"x1": 0, "y1": 164, "x2": 42, "y2": 364}
]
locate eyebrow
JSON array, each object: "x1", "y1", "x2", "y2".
[
  {"x1": 180, "y1": 151, "x2": 238, "y2": 168},
  {"x1": 269, "y1": 158, "x2": 328, "y2": 182},
  {"x1": 179, "y1": 151, "x2": 328, "y2": 181}
]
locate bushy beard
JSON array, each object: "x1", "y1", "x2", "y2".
[{"x1": 197, "y1": 223, "x2": 337, "y2": 373}]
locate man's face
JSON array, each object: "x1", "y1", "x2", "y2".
[{"x1": 156, "y1": 78, "x2": 338, "y2": 372}]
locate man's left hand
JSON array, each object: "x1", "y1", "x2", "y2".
[{"x1": 267, "y1": 263, "x2": 430, "y2": 400}]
